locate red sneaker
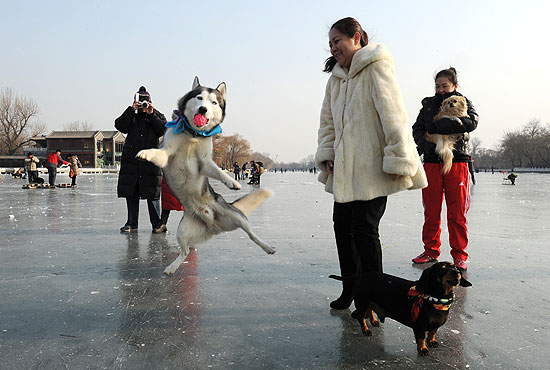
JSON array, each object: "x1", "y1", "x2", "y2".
[
  {"x1": 412, "y1": 252, "x2": 438, "y2": 264},
  {"x1": 454, "y1": 259, "x2": 468, "y2": 271}
]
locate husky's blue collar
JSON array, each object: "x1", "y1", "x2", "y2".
[{"x1": 165, "y1": 113, "x2": 222, "y2": 137}]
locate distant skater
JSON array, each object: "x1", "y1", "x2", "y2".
[
  {"x1": 46, "y1": 149, "x2": 69, "y2": 186},
  {"x1": 507, "y1": 172, "x2": 517, "y2": 185},
  {"x1": 67, "y1": 153, "x2": 82, "y2": 187},
  {"x1": 233, "y1": 162, "x2": 241, "y2": 180},
  {"x1": 24, "y1": 152, "x2": 40, "y2": 183}
]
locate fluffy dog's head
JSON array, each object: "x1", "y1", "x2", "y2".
[
  {"x1": 439, "y1": 95, "x2": 468, "y2": 117},
  {"x1": 416, "y1": 262, "x2": 472, "y2": 296},
  {"x1": 177, "y1": 76, "x2": 226, "y2": 133}
]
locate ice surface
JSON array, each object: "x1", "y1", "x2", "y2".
[{"x1": 0, "y1": 172, "x2": 549, "y2": 369}]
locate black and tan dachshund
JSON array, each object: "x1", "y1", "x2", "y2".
[{"x1": 330, "y1": 262, "x2": 471, "y2": 355}]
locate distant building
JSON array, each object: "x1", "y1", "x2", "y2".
[
  {"x1": 46, "y1": 131, "x2": 105, "y2": 167},
  {"x1": 100, "y1": 131, "x2": 125, "y2": 166},
  {"x1": 3, "y1": 130, "x2": 127, "y2": 169}
]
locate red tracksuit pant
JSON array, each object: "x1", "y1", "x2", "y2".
[{"x1": 421, "y1": 162, "x2": 471, "y2": 261}]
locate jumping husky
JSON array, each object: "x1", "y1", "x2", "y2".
[{"x1": 136, "y1": 77, "x2": 275, "y2": 275}]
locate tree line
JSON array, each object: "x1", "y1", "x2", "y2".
[
  {"x1": 2, "y1": 88, "x2": 549, "y2": 171},
  {"x1": 472, "y1": 119, "x2": 550, "y2": 170}
]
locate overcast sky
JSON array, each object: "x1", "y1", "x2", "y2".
[{"x1": 2, "y1": 0, "x2": 549, "y2": 162}]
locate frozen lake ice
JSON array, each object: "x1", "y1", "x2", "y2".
[{"x1": 0, "y1": 171, "x2": 549, "y2": 369}]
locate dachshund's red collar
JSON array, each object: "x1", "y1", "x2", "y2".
[{"x1": 408, "y1": 286, "x2": 455, "y2": 321}]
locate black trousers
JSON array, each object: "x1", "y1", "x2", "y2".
[
  {"x1": 333, "y1": 197, "x2": 388, "y2": 282},
  {"x1": 160, "y1": 210, "x2": 170, "y2": 225},
  {"x1": 47, "y1": 166, "x2": 57, "y2": 186},
  {"x1": 125, "y1": 197, "x2": 161, "y2": 229},
  {"x1": 28, "y1": 171, "x2": 39, "y2": 183}
]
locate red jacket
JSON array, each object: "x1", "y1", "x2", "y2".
[
  {"x1": 161, "y1": 177, "x2": 184, "y2": 211},
  {"x1": 47, "y1": 152, "x2": 68, "y2": 167}
]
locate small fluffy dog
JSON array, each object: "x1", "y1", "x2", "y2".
[
  {"x1": 136, "y1": 77, "x2": 275, "y2": 275},
  {"x1": 425, "y1": 95, "x2": 468, "y2": 174}
]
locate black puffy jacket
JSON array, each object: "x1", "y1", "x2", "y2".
[
  {"x1": 412, "y1": 91, "x2": 478, "y2": 163},
  {"x1": 115, "y1": 107, "x2": 166, "y2": 199}
]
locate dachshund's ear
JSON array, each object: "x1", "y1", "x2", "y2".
[
  {"x1": 460, "y1": 277, "x2": 472, "y2": 287},
  {"x1": 416, "y1": 267, "x2": 432, "y2": 293}
]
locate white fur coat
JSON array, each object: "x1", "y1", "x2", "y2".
[{"x1": 315, "y1": 43, "x2": 427, "y2": 203}]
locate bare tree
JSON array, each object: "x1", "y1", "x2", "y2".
[
  {"x1": 250, "y1": 152, "x2": 274, "y2": 170},
  {"x1": 63, "y1": 120, "x2": 94, "y2": 131},
  {"x1": 469, "y1": 137, "x2": 482, "y2": 159},
  {"x1": 213, "y1": 134, "x2": 252, "y2": 169},
  {"x1": 0, "y1": 87, "x2": 46, "y2": 155}
]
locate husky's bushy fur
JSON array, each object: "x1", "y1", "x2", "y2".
[
  {"x1": 425, "y1": 95, "x2": 468, "y2": 174},
  {"x1": 136, "y1": 77, "x2": 275, "y2": 275}
]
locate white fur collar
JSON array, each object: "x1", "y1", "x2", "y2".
[{"x1": 332, "y1": 43, "x2": 393, "y2": 79}]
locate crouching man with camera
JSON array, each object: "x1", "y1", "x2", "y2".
[{"x1": 115, "y1": 86, "x2": 167, "y2": 233}]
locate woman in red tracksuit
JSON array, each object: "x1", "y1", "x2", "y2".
[{"x1": 411, "y1": 67, "x2": 478, "y2": 270}]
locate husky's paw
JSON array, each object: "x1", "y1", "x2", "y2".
[
  {"x1": 136, "y1": 149, "x2": 168, "y2": 168},
  {"x1": 163, "y1": 253, "x2": 186, "y2": 275},
  {"x1": 226, "y1": 179, "x2": 242, "y2": 190}
]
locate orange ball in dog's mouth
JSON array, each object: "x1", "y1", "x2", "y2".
[{"x1": 193, "y1": 114, "x2": 208, "y2": 128}]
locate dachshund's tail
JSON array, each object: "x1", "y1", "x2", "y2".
[{"x1": 329, "y1": 274, "x2": 356, "y2": 281}]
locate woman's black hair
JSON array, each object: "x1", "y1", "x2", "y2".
[
  {"x1": 323, "y1": 17, "x2": 368, "y2": 73},
  {"x1": 435, "y1": 67, "x2": 458, "y2": 85}
]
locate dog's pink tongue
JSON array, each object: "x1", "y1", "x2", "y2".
[{"x1": 193, "y1": 114, "x2": 208, "y2": 127}]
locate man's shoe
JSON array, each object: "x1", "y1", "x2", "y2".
[
  {"x1": 454, "y1": 259, "x2": 468, "y2": 271},
  {"x1": 152, "y1": 224, "x2": 167, "y2": 234},
  {"x1": 412, "y1": 252, "x2": 438, "y2": 264},
  {"x1": 120, "y1": 225, "x2": 136, "y2": 233}
]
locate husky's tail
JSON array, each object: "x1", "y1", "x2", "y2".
[
  {"x1": 435, "y1": 136, "x2": 455, "y2": 175},
  {"x1": 231, "y1": 188, "x2": 274, "y2": 216}
]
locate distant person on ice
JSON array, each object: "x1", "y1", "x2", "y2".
[
  {"x1": 46, "y1": 149, "x2": 69, "y2": 186},
  {"x1": 315, "y1": 17, "x2": 427, "y2": 310},
  {"x1": 25, "y1": 152, "x2": 40, "y2": 183},
  {"x1": 115, "y1": 86, "x2": 166, "y2": 233},
  {"x1": 66, "y1": 153, "x2": 82, "y2": 187},
  {"x1": 233, "y1": 162, "x2": 241, "y2": 180},
  {"x1": 507, "y1": 171, "x2": 517, "y2": 185}
]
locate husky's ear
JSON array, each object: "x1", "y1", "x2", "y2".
[
  {"x1": 216, "y1": 82, "x2": 226, "y2": 100},
  {"x1": 192, "y1": 76, "x2": 200, "y2": 90}
]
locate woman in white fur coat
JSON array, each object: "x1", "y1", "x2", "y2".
[{"x1": 315, "y1": 17, "x2": 427, "y2": 310}]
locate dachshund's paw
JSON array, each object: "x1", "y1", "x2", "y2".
[
  {"x1": 417, "y1": 346, "x2": 430, "y2": 356},
  {"x1": 370, "y1": 319, "x2": 380, "y2": 327},
  {"x1": 428, "y1": 339, "x2": 439, "y2": 348},
  {"x1": 359, "y1": 318, "x2": 372, "y2": 336}
]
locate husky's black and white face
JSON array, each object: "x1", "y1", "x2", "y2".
[{"x1": 177, "y1": 77, "x2": 226, "y2": 132}]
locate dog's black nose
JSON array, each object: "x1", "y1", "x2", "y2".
[{"x1": 198, "y1": 106, "x2": 207, "y2": 115}]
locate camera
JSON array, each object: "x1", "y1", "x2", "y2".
[{"x1": 139, "y1": 101, "x2": 149, "y2": 109}]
